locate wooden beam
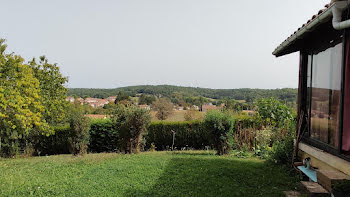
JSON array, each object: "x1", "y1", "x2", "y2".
[{"x1": 299, "y1": 142, "x2": 350, "y2": 175}]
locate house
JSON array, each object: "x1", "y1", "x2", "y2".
[
  {"x1": 66, "y1": 96, "x2": 84, "y2": 105},
  {"x1": 192, "y1": 105, "x2": 200, "y2": 110},
  {"x1": 106, "y1": 96, "x2": 117, "y2": 103},
  {"x1": 66, "y1": 96, "x2": 75, "y2": 103},
  {"x1": 139, "y1": 104, "x2": 150, "y2": 110},
  {"x1": 177, "y1": 106, "x2": 184, "y2": 111},
  {"x1": 84, "y1": 98, "x2": 109, "y2": 108},
  {"x1": 273, "y1": 0, "x2": 350, "y2": 193}
]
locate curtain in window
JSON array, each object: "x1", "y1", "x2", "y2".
[{"x1": 343, "y1": 36, "x2": 350, "y2": 154}]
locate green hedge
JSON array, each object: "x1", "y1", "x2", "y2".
[
  {"x1": 89, "y1": 119, "x2": 118, "y2": 153},
  {"x1": 33, "y1": 125, "x2": 72, "y2": 155},
  {"x1": 31, "y1": 115, "x2": 256, "y2": 155},
  {"x1": 145, "y1": 120, "x2": 211, "y2": 150}
]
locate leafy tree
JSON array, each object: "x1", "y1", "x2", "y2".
[
  {"x1": 114, "y1": 91, "x2": 130, "y2": 104},
  {"x1": 29, "y1": 56, "x2": 68, "y2": 126},
  {"x1": 0, "y1": 39, "x2": 51, "y2": 157},
  {"x1": 111, "y1": 105, "x2": 151, "y2": 154},
  {"x1": 151, "y1": 98, "x2": 174, "y2": 120},
  {"x1": 255, "y1": 98, "x2": 293, "y2": 128},
  {"x1": 203, "y1": 110, "x2": 234, "y2": 155},
  {"x1": 138, "y1": 94, "x2": 156, "y2": 105},
  {"x1": 68, "y1": 104, "x2": 90, "y2": 155},
  {"x1": 223, "y1": 99, "x2": 243, "y2": 113}
]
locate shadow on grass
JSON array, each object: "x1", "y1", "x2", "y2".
[{"x1": 123, "y1": 156, "x2": 297, "y2": 197}]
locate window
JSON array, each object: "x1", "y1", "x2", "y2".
[{"x1": 306, "y1": 42, "x2": 342, "y2": 149}]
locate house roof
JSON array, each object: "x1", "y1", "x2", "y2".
[{"x1": 273, "y1": 3, "x2": 336, "y2": 57}]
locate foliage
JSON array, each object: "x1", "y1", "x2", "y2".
[
  {"x1": 111, "y1": 105, "x2": 151, "y2": 153},
  {"x1": 145, "y1": 120, "x2": 210, "y2": 150},
  {"x1": 223, "y1": 99, "x2": 244, "y2": 113},
  {"x1": 69, "y1": 105, "x2": 91, "y2": 155},
  {"x1": 0, "y1": 151, "x2": 298, "y2": 196},
  {"x1": 332, "y1": 179, "x2": 350, "y2": 194},
  {"x1": 29, "y1": 56, "x2": 68, "y2": 126},
  {"x1": 138, "y1": 94, "x2": 156, "y2": 105},
  {"x1": 203, "y1": 110, "x2": 234, "y2": 155},
  {"x1": 268, "y1": 120, "x2": 296, "y2": 165},
  {"x1": 152, "y1": 98, "x2": 174, "y2": 120},
  {"x1": 68, "y1": 85, "x2": 298, "y2": 105},
  {"x1": 114, "y1": 91, "x2": 131, "y2": 104},
  {"x1": 255, "y1": 97, "x2": 293, "y2": 128},
  {"x1": 31, "y1": 125, "x2": 72, "y2": 156},
  {"x1": 89, "y1": 119, "x2": 118, "y2": 153},
  {"x1": 0, "y1": 39, "x2": 51, "y2": 157}
]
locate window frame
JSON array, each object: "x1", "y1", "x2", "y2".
[{"x1": 300, "y1": 32, "x2": 350, "y2": 162}]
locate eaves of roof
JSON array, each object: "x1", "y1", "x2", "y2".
[{"x1": 273, "y1": 3, "x2": 334, "y2": 57}]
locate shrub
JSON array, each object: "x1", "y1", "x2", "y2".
[
  {"x1": 203, "y1": 110, "x2": 234, "y2": 155},
  {"x1": 145, "y1": 120, "x2": 209, "y2": 150},
  {"x1": 69, "y1": 107, "x2": 91, "y2": 155},
  {"x1": 88, "y1": 119, "x2": 118, "y2": 153},
  {"x1": 268, "y1": 120, "x2": 296, "y2": 165},
  {"x1": 111, "y1": 105, "x2": 151, "y2": 154},
  {"x1": 31, "y1": 125, "x2": 72, "y2": 156},
  {"x1": 255, "y1": 97, "x2": 293, "y2": 128}
]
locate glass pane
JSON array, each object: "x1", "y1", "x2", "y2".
[
  {"x1": 310, "y1": 43, "x2": 342, "y2": 148},
  {"x1": 306, "y1": 55, "x2": 312, "y2": 133}
]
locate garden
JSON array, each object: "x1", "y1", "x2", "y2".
[
  {"x1": 0, "y1": 151, "x2": 298, "y2": 197},
  {"x1": 0, "y1": 39, "x2": 299, "y2": 196}
]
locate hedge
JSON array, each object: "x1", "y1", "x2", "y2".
[
  {"x1": 145, "y1": 120, "x2": 211, "y2": 150},
  {"x1": 30, "y1": 115, "x2": 256, "y2": 155},
  {"x1": 32, "y1": 124, "x2": 72, "y2": 155},
  {"x1": 89, "y1": 119, "x2": 118, "y2": 153}
]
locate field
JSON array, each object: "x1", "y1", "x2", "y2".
[{"x1": 0, "y1": 151, "x2": 297, "y2": 197}]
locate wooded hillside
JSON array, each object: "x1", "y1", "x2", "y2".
[{"x1": 68, "y1": 85, "x2": 297, "y2": 103}]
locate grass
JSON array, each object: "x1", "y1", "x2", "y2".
[{"x1": 0, "y1": 151, "x2": 298, "y2": 197}]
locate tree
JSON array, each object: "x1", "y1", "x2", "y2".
[
  {"x1": 138, "y1": 94, "x2": 156, "y2": 105},
  {"x1": 223, "y1": 99, "x2": 243, "y2": 113},
  {"x1": 0, "y1": 39, "x2": 51, "y2": 157},
  {"x1": 29, "y1": 56, "x2": 68, "y2": 126},
  {"x1": 203, "y1": 110, "x2": 234, "y2": 155},
  {"x1": 111, "y1": 105, "x2": 151, "y2": 154},
  {"x1": 68, "y1": 104, "x2": 90, "y2": 155},
  {"x1": 151, "y1": 98, "x2": 174, "y2": 120},
  {"x1": 114, "y1": 91, "x2": 130, "y2": 104},
  {"x1": 255, "y1": 98, "x2": 293, "y2": 128}
]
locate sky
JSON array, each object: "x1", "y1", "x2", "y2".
[{"x1": 2, "y1": 0, "x2": 330, "y2": 89}]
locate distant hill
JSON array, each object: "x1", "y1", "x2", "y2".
[{"x1": 68, "y1": 85, "x2": 297, "y2": 103}]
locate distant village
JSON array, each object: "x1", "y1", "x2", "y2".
[{"x1": 66, "y1": 96, "x2": 225, "y2": 112}]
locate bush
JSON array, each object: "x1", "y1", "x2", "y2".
[
  {"x1": 30, "y1": 125, "x2": 72, "y2": 156},
  {"x1": 268, "y1": 120, "x2": 296, "y2": 165},
  {"x1": 89, "y1": 119, "x2": 118, "y2": 153},
  {"x1": 145, "y1": 120, "x2": 210, "y2": 150},
  {"x1": 69, "y1": 108, "x2": 91, "y2": 155},
  {"x1": 111, "y1": 105, "x2": 151, "y2": 154},
  {"x1": 203, "y1": 110, "x2": 234, "y2": 155}
]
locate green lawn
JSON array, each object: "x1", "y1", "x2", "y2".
[{"x1": 0, "y1": 151, "x2": 297, "y2": 197}]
